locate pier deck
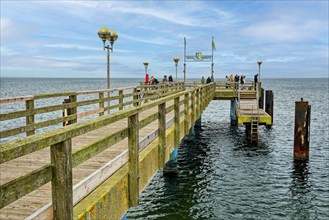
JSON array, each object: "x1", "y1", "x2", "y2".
[{"x1": 0, "y1": 81, "x2": 272, "y2": 219}]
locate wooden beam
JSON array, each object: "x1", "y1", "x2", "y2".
[
  {"x1": 174, "y1": 97, "x2": 180, "y2": 147},
  {"x1": 25, "y1": 99, "x2": 35, "y2": 136}
]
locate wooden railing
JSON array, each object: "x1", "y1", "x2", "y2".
[
  {"x1": 0, "y1": 83, "x2": 215, "y2": 219},
  {"x1": 0, "y1": 82, "x2": 184, "y2": 142}
]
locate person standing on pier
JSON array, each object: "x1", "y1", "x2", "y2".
[
  {"x1": 145, "y1": 73, "x2": 149, "y2": 84},
  {"x1": 225, "y1": 76, "x2": 229, "y2": 88},
  {"x1": 254, "y1": 73, "x2": 258, "y2": 90},
  {"x1": 168, "y1": 75, "x2": 173, "y2": 82},
  {"x1": 201, "y1": 76, "x2": 205, "y2": 84},
  {"x1": 206, "y1": 76, "x2": 211, "y2": 84},
  {"x1": 162, "y1": 75, "x2": 168, "y2": 83}
]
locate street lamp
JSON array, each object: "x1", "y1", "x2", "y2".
[
  {"x1": 257, "y1": 60, "x2": 262, "y2": 82},
  {"x1": 98, "y1": 27, "x2": 118, "y2": 91},
  {"x1": 98, "y1": 27, "x2": 118, "y2": 114},
  {"x1": 143, "y1": 61, "x2": 149, "y2": 74},
  {"x1": 173, "y1": 57, "x2": 180, "y2": 80}
]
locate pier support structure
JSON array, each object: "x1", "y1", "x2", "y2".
[
  {"x1": 230, "y1": 98, "x2": 237, "y2": 125},
  {"x1": 259, "y1": 88, "x2": 264, "y2": 109},
  {"x1": 265, "y1": 90, "x2": 274, "y2": 125},
  {"x1": 294, "y1": 98, "x2": 311, "y2": 160}
]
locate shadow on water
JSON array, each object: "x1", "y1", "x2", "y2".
[{"x1": 289, "y1": 160, "x2": 313, "y2": 219}]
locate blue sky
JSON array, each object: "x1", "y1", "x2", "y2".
[{"x1": 1, "y1": 0, "x2": 328, "y2": 79}]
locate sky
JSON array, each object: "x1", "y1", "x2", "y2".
[{"x1": 1, "y1": 0, "x2": 328, "y2": 79}]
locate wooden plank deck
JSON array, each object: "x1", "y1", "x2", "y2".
[{"x1": 0, "y1": 98, "x2": 182, "y2": 219}]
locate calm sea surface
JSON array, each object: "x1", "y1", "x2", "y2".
[{"x1": 1, "y1": 78, "x2": 328, "y2": 219}]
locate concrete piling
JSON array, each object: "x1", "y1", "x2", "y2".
[{"x1": 294, "y1": 98, "x2": 311, "y2": 160}]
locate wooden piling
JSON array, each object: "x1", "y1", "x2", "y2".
[
  {"x1": 265, "y1": 90, "x2": 274, "y2": 124},
  {"x1": 25, "y1": 99, "x2": 35, "y2": 136},
  {"x1": 294, "y1": 98, "x2": 311, "y2": 160},
  {"x1": 50, "y1": 139, "x2": 73, "y2": 220},
  {"x1": 158, "y1": 103, "x2": 166, "y2": 168},
  {"x1": 128, "y1": 113, "x2": 139, "y2": 206}
]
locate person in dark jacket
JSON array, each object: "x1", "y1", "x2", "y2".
[{"x1": 206, "y1": 77, "x2": 211, "y2": 84}]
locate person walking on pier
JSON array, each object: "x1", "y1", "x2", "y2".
[{"x1": 206, "y1": 76, "x2": 211, "y2": 84}]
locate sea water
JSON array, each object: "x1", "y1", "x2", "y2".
[{"x1": 1, "y1": 77, "x2": 328, "y2": 219}]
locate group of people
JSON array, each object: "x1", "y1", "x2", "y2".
[
  {"x1": 201, "y1": 76, "x2": 212, "y2": 84},
  {"x1": 225, "y1": 73, "x2": 259, "y2": 89},
  {"x1": 145, "y1": 73, "x2": 174, "y2": 85}
]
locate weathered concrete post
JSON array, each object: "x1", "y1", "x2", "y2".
[
  {"x1": 164, "y1": 97, "x2": 180, "y2": 175},
  {"x1": 99, "y1": 92, "x2": 104, "y2": 116},
  {"x1": 128, "y1": 113, "x2": 139, "y2": 206},
  {"x1": 259, "y1": 88, "x2": 264, "y2": 109},
  {"x1": 119, "y1": 90, "x2": 124, "y2": 110},
  {"x1": 230, "y1": 98, "x2": 237, "y2": 125},
  {"x1": 25, "y1": 99, "x2": 35, "y2": 136},
  {"x1": 50, "y1": 139, "x2": 73, "y2": 220},
  {"x1": 294, "y1": 98, "x2": 311, "y2": 160},
  {"x1": 158, "y1": 103, "x2": 166, "y2": 168},
  {"x1": 265, "y1": 90, "x2": 274, "y2": 124}
]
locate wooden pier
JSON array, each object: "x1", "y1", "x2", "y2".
[{"x1": 0, "y1": 81, "x2": 272, "y2": 219}]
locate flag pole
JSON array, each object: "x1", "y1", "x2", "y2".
[
  {"x1": 211, "y1": 36, "x2": 214, "y2": 82},
  {"x1": 184, "y1": 37, "x2": 186, "y2": 83}
]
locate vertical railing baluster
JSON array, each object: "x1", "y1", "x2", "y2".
[
  {"x1": 158, "y1": 103, "x2": 166, "y2": 168},
  {"x1": 99, "y1": 92, "x2": 104, "y2": 116}
]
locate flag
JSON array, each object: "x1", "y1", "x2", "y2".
[{"x1": 212, "y1": 40, "x2": 216, "y2": 51}]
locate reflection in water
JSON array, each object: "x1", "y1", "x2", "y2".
[{"x1": 289, "y1": 160, "x2": 312, "y2": 219}]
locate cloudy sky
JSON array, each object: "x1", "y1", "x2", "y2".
[{"x1": 1, "y1": 0, "x2": 328, "y2": 79}]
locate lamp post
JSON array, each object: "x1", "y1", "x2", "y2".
[
  {"x1": 143, "y1": 61, "x2": 149, "y2": 74},
  {"x1": 98, "y1": 27, "x2": 118, "y2": 113},
  {"x1": 173, "y1": 57, "x2": 180, "y2": 81},
  {"x1": 257, "y1": 60, "x2": 262, "y2": 82}
]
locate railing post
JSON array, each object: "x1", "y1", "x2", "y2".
[
  {"x1": 184, "y1": 93, "x2": 189, "y2": 135},
  {"x1": 158, "y1": 103, "x2": 166, "y2": 168},
  {"x1": 196, "y1": 88, "x2": 200, "y2": 117},
  {"x1": 133, "y1": 88, "x2": 138, "y2": 107},
  {"x1": 25, "y1": 99, "x2": 35, "y2": 136},
  {"x1": 50, "y1": 139, "x2": 73, "y2": 220},
  {"x1": 69, "y1": 94, "x2": 77, "y2": 124},
  {"x1": 119, "y1": 90, "x2": 124, "y2": 110},
  {"x1": 99, "y1": 92, "x2": 104, "y2": 116},
  {"x1": 174, "y1": 97, "x2": 180, "y2": 147},
  {"x1": 191, "y1": 89, "x2": 195, "y2": 123},
  {"x1": 128, "y1": 113, "x2": 139, "y2": 207}
]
